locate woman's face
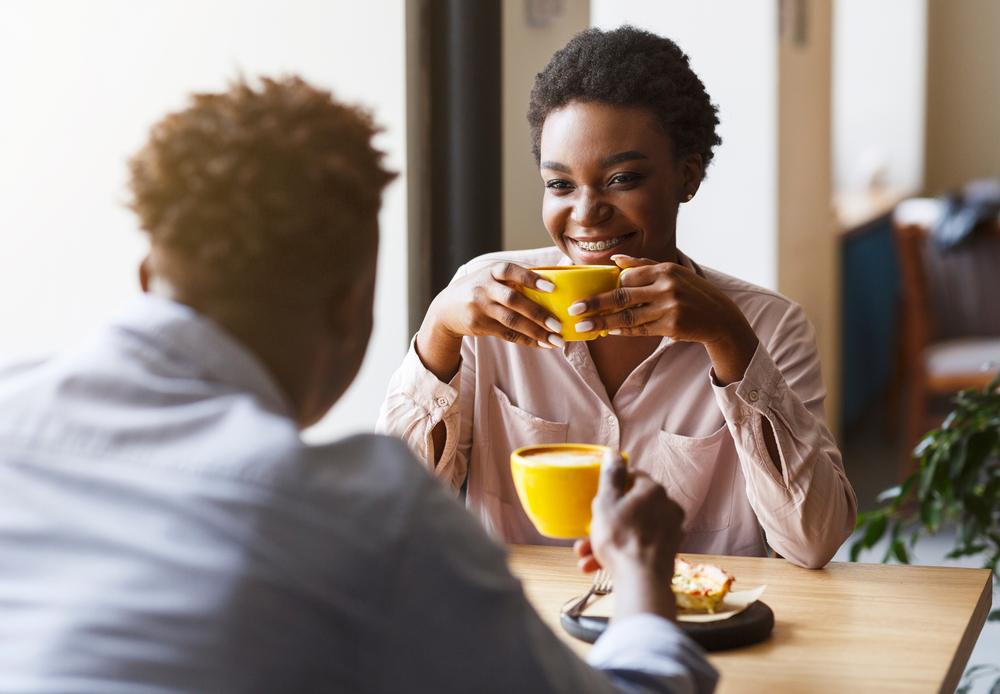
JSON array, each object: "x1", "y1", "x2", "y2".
[{"x1": 539, "y1": 100, "x2": 702, "y2": 266}]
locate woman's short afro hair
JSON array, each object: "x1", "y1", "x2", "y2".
[{"x1": 527, "y1": 25, "x2": 721, "y2": 174}]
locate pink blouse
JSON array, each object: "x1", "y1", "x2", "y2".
[{"x1": 378, "y1": 247, "x2": 857, "y2": 568}]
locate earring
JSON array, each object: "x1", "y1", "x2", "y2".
[{"x1": 686, "y1": 193, "x2": 693, "y2": 201}]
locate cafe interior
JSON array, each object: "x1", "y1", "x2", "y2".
[{"x1": 2, "y1": 0, "x2": 999, "y2": 691}]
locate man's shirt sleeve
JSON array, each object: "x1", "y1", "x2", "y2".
[{"x1": 376, "y1": 461, "x2": 718, "y2": 694}]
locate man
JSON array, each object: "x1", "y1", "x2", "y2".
[{"x1": 0, "y1": 77, "x2": 717, "y2": 693}]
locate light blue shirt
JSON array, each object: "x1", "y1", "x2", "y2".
[{"x1": 0, "y1": 294, "x2": 718, "y2": 694}]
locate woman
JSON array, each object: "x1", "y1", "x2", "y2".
[{"x1": 378, "y1": 26, "x2": 856, "y2": 569}]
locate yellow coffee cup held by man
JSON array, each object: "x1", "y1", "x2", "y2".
[
  {"x1": 521, "y1": 265, "x2": 629, "y2": 341},
  {"x1": 510, "y1": 444, "x2": 627, "y2": 538}
]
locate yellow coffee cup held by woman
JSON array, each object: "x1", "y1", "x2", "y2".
[
  {"x1": 510, "y1": 443, "x2": 627, "y2": 538},
  {"x1": 521, "y1": 265, "x2": 629, "y2": 341}
]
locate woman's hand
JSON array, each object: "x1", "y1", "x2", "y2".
[
  {"x1": 416, "y1": 262, "x2": 565, "y2": 383},
  {"x1": 568, "y1": 255, "x2": 760, "y2": 385}
]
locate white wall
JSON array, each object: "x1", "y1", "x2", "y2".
[
  {"x1": 591, "y1": 0, "x2": 778, "y2": 290},
  {"x1": 832, "y1": 0, "x2": 927, "y2": 193},
  {"x1": 0, "y1": 0, "x2": 408, "y2": 441},
  {"x1": 502, "y1": 0, "x2": 591, "y2": 252}
]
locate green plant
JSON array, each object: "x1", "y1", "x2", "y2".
[{"x1": 851, "y1": 371, "x2": 1000, "y2": 693}]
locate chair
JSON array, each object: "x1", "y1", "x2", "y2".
[{"x1": 893, "y1": 199, "x2": 1000, "y2": 477}]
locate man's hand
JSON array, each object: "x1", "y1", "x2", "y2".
[{"x1": 574, "y1": 450, "x2": 685, "y2": 623}]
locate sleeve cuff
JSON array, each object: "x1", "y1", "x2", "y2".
[
  {"x1": 710, "y1": 340, "x2": 782, "y2": 421},
  {"x1": 587, "y1": 614, "x2": 719, "y2": 694},
  {"x1": 400, "y1": 334, "x2": 462, "y2": 417}
]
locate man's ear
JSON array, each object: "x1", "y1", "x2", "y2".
[{"x1": 139, "y1": 256, "x2": 152, "y2": 292}]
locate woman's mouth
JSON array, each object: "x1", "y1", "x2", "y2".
[{"x1": 571, "y1": 233, "x2": 634, "y2": 253}]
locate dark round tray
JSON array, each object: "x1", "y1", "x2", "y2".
[{"x1": 560, "y1": 600, "x2": 774, "y2": 652}]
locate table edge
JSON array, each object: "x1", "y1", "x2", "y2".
[{"x1": 938, "y1": 569, "x2": 994, "y2": 694}]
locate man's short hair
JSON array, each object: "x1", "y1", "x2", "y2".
[
  {"x1": 128, "y1": 76, "x2": 396, "y2": 298},
  {"x1": 526, "y1": 26, "x2": 722, "y2": 175}
]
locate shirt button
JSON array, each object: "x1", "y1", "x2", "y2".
[
  {"x1": 607, "y1": 415, "x2": 615, "y2": 424},
  {"x1": 748, "y1": 390, "x2": 759, "y2": 402},
  {"x1": 435, "y1": 397, "x2": 450, "y2": 408}
]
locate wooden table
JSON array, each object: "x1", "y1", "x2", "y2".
[{"x1": 507, "y1": 545, "x2": 993, "y2": 694}]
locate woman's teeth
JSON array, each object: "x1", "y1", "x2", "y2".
[{"x1": 573, "y1": 235, "x2": 627, "y2": 252}]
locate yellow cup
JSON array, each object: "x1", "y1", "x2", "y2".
[
  {"x1": 511, "y1": 443, "x2": 617, "y2": 539},
  {"x1": 522, "y1": 265, "x2": 622, "y2": 341}
]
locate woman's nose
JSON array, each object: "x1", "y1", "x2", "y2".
[{"x1": 571, "y1": 190, "x2": 612, "y2": 227}]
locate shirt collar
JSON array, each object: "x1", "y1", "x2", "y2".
[{"x1": 108, "y1": 293, "x2": 295, "y2": 420}]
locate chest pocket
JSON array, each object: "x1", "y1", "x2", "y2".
[
  {"x1": 483, "y1": 385, "x2": 568, "y2": 497},
  {"x1": 649, "y1": 425, "x2": 736, "y2": 533}
]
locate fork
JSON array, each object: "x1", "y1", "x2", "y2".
[{"x1": 565, "y1": 569, "x2": 613, "y2": 618}]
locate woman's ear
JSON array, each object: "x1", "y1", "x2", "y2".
[{"x1": 681, "y1": 153, "x2": 704, "y2": 201}]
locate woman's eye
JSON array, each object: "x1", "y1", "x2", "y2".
[
  {"x1": 545, "y1": 180, "x2": 573, "y2": 191},
  {"x1": 609, "y1": 172, "x2": 641, "y2": 186}
]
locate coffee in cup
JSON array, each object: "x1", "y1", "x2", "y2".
[{"x1": 511, "y1": 443, "x2": 623, "y2": 538}]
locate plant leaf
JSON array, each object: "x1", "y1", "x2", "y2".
[
  {"x1": 920, "y1": 448, "x2": 942, "y2": 498},
  {"x1": 946, "y1": 544, "x2": 988, "y2": 560},
  {"x1": 876, "y1": 485, "x2": 902, "y2": 503},
  {"x1": 892, "y1": 539, "x2": 910, "y2": 564},
  {"x1": 988, "y1": 609, "x2": 1000, "y2": 622},
  {"x1": 891, "y1": 474, "x2": 919, "y2": 513},
  {"x1": 920, "y1": 497, "x2": 943, "y2": 532},
  {"x1": 861, "y1": 514, "x2": 889, "y2": 552},
  {"x1": 914, "y1": 434, "x2": 936, "y2": 458}
]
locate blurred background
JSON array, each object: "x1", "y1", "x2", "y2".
[{"x1": 2, "y1": 0, "x2": 999, "y2": 682}]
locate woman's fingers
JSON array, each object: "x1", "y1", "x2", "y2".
[
  {"x1": 610, "y1": 254, "x2": 658, "y2": 270},
  {"x1": 569, "y1": 289, "x2": 664, "y2": 334},
  {"x1": 490, "y1": 261, "x2": 555, "y2": 294},
  {"x1": 477, "y1": 313, "x2": 561, "y2": 349},
  {"x1": 475, "y1": 263, "x2": 567, "y2": 346}
]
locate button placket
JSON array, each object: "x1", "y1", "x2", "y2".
[{"x1": 605, "y1": 412, "x2": 621, "y2": 448}]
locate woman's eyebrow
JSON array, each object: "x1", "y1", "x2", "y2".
[
  {"x1": 540, "y1": 160, "x2": 570, "y2": 173},
  {"x1": 599, "y1": 151, "x2": 649, "y2": 167}
]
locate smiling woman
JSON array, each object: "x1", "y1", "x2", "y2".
[{"x1": 378, "y1": 25, "x2": 857, "y2": 570}]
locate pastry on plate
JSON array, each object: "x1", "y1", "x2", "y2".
[{"x1": 672, "y1": 558, "x2": 734, "y2": 614}]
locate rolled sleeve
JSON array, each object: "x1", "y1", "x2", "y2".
[
  {"x1": 710, "y1": 343, "x2": 786, "y2": 487},
  {"x1": 588, "y1": 615, "x2": 718, "y2": 694},
  {"x1": 709, "y1": 304, "x2": 857, "y2": 569},
  {"x1": 376, "y1": 336, "x2": 463, "y2": 487}
]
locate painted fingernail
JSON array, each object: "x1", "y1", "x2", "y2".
[
  {"x1": 568, "y1": 302, "x2": 586, "y2": 316},
  {"x1": 535, "y1": 279, "x2": 555, "y2": 293},
  {"x1": 537, "y1": 340, "x2": 556, "y2": 349},
  {"x1": 544, "y1": 317, "x2": 563, "y2": 333},
  {"x1": 575, "y1": 320, "x2": 595, "y2": 332},
  {"x1": 547, "y1": 334, "x2": 566, "y2": 348},
  {"x1": 608, "y1": 328, "x2": 622, "y2": 335}
]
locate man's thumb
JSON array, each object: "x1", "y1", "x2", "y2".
[{"x1": 597, "y1": 449, "x2": 629, "y2": 502}]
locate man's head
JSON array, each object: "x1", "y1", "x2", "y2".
[{"x1": 129, "y1": 76, "x2": 396, "y2": 427}]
